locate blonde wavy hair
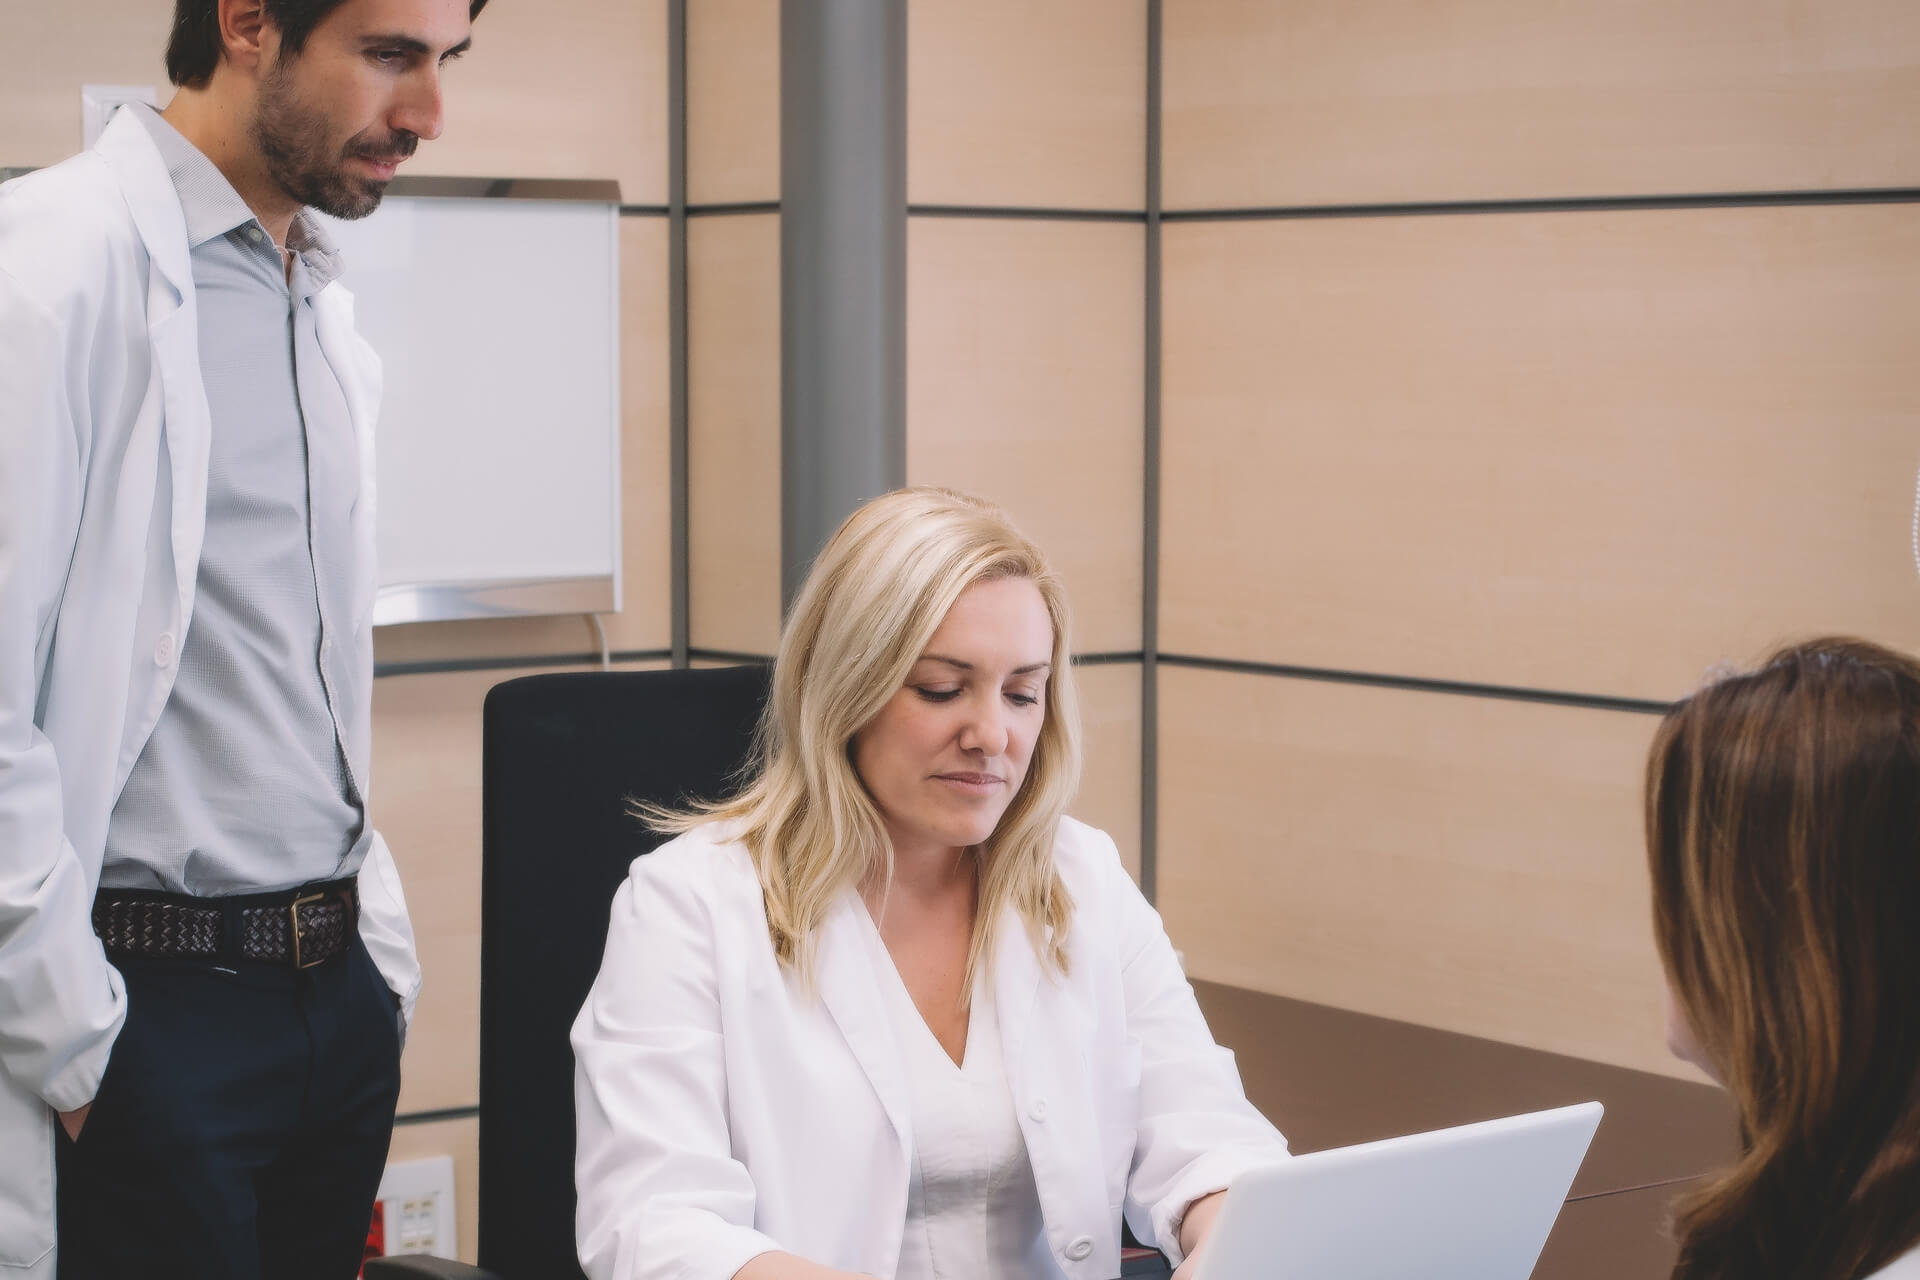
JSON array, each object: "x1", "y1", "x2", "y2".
[{"x1": 651, "y1": 487, "x2": 1083, "y2": 988}]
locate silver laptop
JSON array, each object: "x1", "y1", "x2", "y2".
[{"x1": 1193, "y1": 1101, "x2": 1604, "y2": 1280}]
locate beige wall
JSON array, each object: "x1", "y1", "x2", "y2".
[
  {"x1": 1159, "y1": 2, "x2": 1920, "y2": 1080},
  {"x1": 688, "y1": 0, "x2": 780, "y2": 206},
  {"x1": 908, "y1": 0, "x2": 1146, "y2": 210},
  {"x1": 688, "y1": 213, "x2": 783, "y2": 655},
  {"x1": 1163, "y1": 0, "x2": 1920, "y2": 208},
  {"x1": 1160, "y1": 206, "x2": 1920, "y2": 699},
  {"x1": 0, "y1": 2, "x2": 174, "y2": 170}
]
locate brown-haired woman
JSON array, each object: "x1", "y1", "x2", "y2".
[{"x1": 1647, "y1": 637, "x2": 1920, "y2": 1280}]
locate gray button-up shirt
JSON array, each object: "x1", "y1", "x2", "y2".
[{"x1": 102, "y1": 107, "x2": 372, "y2": 896}]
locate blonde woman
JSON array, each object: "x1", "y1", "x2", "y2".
[{"x1": 573, "y1": 488, "x2": 1287, "y2": 1280}]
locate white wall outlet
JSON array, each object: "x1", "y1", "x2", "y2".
[
  {"x1": 374, "y1": 1154, "x2": 458, "y2": 1259},
  {"x1": 81, "y1": 84, "x2": 157, "y2": 149}
]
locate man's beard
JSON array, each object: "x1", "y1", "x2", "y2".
[{"x1": 252, "y1": 61, "x2": 417, "y2": 220}]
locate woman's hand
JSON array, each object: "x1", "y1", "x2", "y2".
[
  {"x1": 732, "y1": 1251, "x2": 875, "y2": 1280},
  {"x1": 1170, "y1": 1189, "x2": 1227, "y2": 1280},
  {"x1": 58, "y1": 1104, "x2": 90, "y2": 1142}
]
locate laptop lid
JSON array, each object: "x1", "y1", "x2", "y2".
[{"x1": 1194, "y1": 1101, "x2": 1604, "y2": 1280}]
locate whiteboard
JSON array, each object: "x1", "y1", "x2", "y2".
[{"x1": 316, "y1": 186, "x2": 622, "y2": 625}]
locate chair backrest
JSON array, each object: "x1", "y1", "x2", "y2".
[{"x1": 477, "y1": 664, "x2": 770, "y2": 1279}]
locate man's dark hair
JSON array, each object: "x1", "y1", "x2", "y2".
[{"x1": 166, "y1": 0, "x2": 490, "y2": 88}]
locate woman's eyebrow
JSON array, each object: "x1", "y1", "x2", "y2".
[{"x1": 919, "y1": 653, "x2": 1052, "y2": 675}]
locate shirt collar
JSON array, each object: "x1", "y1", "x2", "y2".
[{"x1": 132, "y1": 104, "x2": 345, "y2": 288}]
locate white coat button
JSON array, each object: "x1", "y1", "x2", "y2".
[
  {"x1": 154, "y1": 632, "x2": 176, "y2": 666},
  {"x1": 1064, "y1": 1236, "x2": 1094, "y2": 1262},
  {"x1": 1028, "y1": 1097, "x2": 1048, "y2": 1123}
]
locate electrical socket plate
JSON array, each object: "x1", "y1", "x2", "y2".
[
  {"x1": 82, "y1": 84, "x2": 157, "y2": 149},
  {"x1": 374, "y1": 1154, "x2": 458, "y2": 1259}
]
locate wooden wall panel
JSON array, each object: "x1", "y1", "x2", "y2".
[
  {"x1": 907, "y1": 217, "x2": 1145, "y2": 655},
  {"x1": 376, "y1": 215, "x2": 672, "y2": 666},
  {"x1": 0, "y1": 0, "x2": 172, "y2": 169},
  {"x1": 375, "y1": 667, "x2": 512, "y2": 1117},
  {"x1": 608, "y1": 215, "x2": 675, "y2": 652},
  {"x1": 418, "y1": 0, "x2": 668, "y2": 205},
  {"x1": 908, "y1": 0, "x2": 1147, "y2": 210},
  {"x1": 1161, "y1": 207, "x2": 1920, "y2": 702},
  {"x1": 372, "y1": 661, "x2": 666, "y2": 1118},
  {"x1": 1163, "y1": 0, "x2": 1920, "y2": 209},
  {"x1": 386, "y1": 1117, "x2": 481, "y2": 1264},
  {"x1": 1074, "y1": 663, "x2": 1143, "y2": 882},
  {"x1": 688, "y1": 0, "x2": 780, "y2": 205},
  {"x1": 688, "y1": 213, "x2": 783, "y2": 655},
  {"x1": 1156, "y1": 666, "x2": 1689, "y2": 1079}
]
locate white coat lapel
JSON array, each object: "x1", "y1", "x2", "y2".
[
  {"x1": 815, "y1": 894, "x2": 913, "y2": 1161},
  {"x1": 94, "y1": 109, "x2": 193, "y2": 303},
  {"x1": 94, "y1": 109, "x2": 214, "y2": 792},
  {"x1": 96, "y1": 113, "x2": 210, "y2": 604}
]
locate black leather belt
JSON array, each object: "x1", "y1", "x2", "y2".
[{"x1": 92, "y1": 878, "x2": 358, "y2": 969}]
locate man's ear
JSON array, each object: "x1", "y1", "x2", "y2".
[{"x1": 216, "y1": 0, "x2": 275, "y2": 73}]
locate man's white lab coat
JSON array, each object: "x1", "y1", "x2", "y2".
[
  {"x1": 0, "y1": 109, "x2": 419, "y2": 1275},
  {"x1": 573, "y1": 817, "x2": 1289, "y2": 1280}
]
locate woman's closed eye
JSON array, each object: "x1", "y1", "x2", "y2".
[{"x1": 911, "y1": 686, "x2": 1041, "y2": 707}]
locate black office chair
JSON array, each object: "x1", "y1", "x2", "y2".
[
  {"x1": 369, "y1": 663, "x2": 771, "y2": 1280},
  {"x1": 367, "y1": 661, "x2": 1168, "y2": 1280}
]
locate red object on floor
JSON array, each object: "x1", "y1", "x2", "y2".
[{"x1": 360, "y1": 1200, "x2": 386, "y2": 1276}]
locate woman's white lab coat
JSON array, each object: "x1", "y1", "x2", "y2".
[
  {"x1": 572, "y1": 817, "x2": 1289, "y2": 1280},
  {"x1": 0, "y1": 109, "x2": 419, "y2": 1275}
]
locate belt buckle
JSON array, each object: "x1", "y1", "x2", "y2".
[{"x1": 289, "y1": 891, "x2": 326, "y2": 969}]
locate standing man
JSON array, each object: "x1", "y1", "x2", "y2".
[{"x1": 0, "y1": 1, "x2": 485, "y2": 1276}]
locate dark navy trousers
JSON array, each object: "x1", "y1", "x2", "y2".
[{"x1": 54, "y1": 931, "x2": 402, "y2": 1280}]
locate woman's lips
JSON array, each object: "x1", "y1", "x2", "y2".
[{"x1": 935, "y1": 772, "x2": 1003, "y2": 792}]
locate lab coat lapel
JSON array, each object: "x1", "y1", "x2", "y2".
[
  {"x1": 815, "y1": 894, "x2": 914, "y2": 1162},
  {"x1": 94, "y1": 109, "x2": 193, "y2": 304},
  {"x1": 94, "y1": 109, "x2": 213, "y2": 792}
]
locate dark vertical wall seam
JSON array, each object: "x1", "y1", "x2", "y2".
[
  {"x1": 1141, "y1": 0, "x2": 1163, "y2": 904},
  {"x1": 668, "y1": 0, "x2": 691, "y2": 668}
]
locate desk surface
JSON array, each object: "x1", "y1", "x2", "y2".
[{"x1": 1190, "y1": 981, "x2": 1739, "y2": 1278}]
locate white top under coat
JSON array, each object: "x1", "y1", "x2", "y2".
[{"x1": 860, "y1": 907, "x2": 1057, "y2": 1280}]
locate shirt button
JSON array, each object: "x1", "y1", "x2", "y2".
[
  {"x1": 1028, "y1": 1097, "x2": 1048, "y2": 1123},
  {"x1": 153, "y1": 632, "x2": 176, "y2": 666},
  {"x1": 1064, "y1": 1236, "x2": 1094, "y2": 1262},
  {"x1": 246, "y1": 226, "x2": 263, "y2": 242}
]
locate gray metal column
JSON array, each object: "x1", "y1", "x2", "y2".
[{"x1": 780, "y1": 0, "x2": 908, "y2": 607}]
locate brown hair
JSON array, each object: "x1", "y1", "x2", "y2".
[
  {"x1": 1648, "y1": 638, "x2": 1920, "y2": 1280},
  {"x1": 167, "y1": 0, "x2": 491, "y2": 89}
]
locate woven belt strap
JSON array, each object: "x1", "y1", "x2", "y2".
[{"x1": 92, "y1": 886, "x2": 356, "y2": 968}]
